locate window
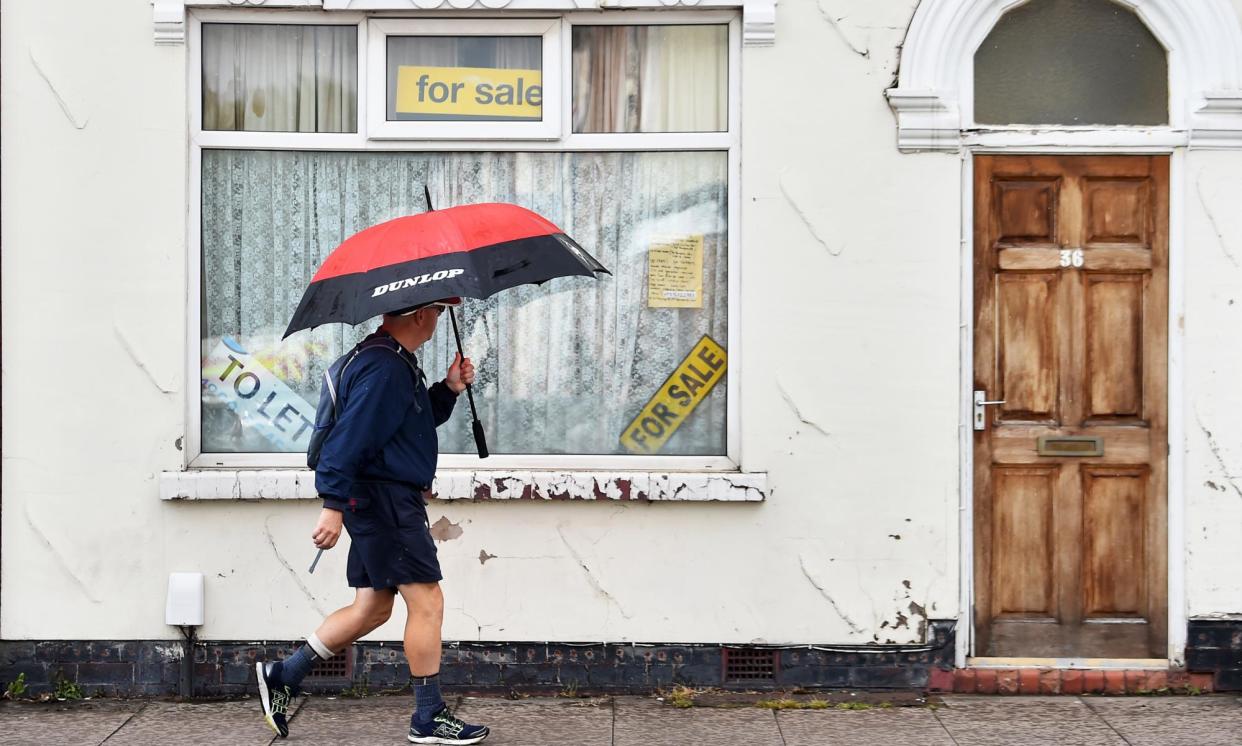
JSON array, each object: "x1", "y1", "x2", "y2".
[
  {"x1": 974, "y1": 0, "x2": 1168, "y2": 126},
  {"x1": 387, "y1": 36, "x2": 543, "y2": 122},
  {"x1": 202, "y1": 23, "x2": 357, "y2": 133},
  {"x1": 192, "y1": 12, "x2": 738, "y2": 468},
  {"x1": 367, "y1": 19, "x2": 561, "y2": 139},
  {"x1": 572, "y1": 25, "x2": 728, "y2": 133}
]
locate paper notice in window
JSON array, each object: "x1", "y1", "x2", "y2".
[{"x1": 647, "y1": 235, "x2": 704, "y2": 308}]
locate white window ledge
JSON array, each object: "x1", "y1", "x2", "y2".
[{"x1": 159, "y1": 469, "x2": 767, "y2": 502}]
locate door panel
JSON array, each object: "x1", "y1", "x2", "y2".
[
  {"x1": 974, "y1": 155, "x2": 1168, "y2": 658},
  {"x1": 1086, "y1": 275, "x2": 1145, "y2": 420},
  {"x1": 1082, "y1": 467, "x2": 1148, "y2": 618},
  {"x1": 997, "y1": 274, "x2": 1060, "y2": 421},
  {"x1": 992, "y1": 467, "x2": 1056, "y2": 616}
]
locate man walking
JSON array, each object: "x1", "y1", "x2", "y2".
[{"x1": 257, "y1": 299, "x2": 490, "y2": 745}]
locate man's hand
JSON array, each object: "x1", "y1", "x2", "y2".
[
  {"x1": 445, "y1": 352, "x2": 475, "y2": 394},
  {"x1": 313, "y1": 508, "x2": 343, "y2": 549}
]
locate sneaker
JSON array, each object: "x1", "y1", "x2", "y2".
[
  {"x1": 256, "y1": 661, "x2": 298, "y2": 738},
  {"x1": 408, "y1": 705, "x2": 490, "y2": 745}
]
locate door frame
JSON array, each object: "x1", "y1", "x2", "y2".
[{"x1": 957, "y1": 145, "x2": 1186, "y2": 668}]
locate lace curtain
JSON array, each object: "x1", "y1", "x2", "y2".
[
  {"x1": 201, "y1": 150, "x2": 728, "y2": 456},
  {"x1": 572, "y1": 25, "x2": 728, "y2": 133},
  {"x1": 202, "y1": 24, "x2": 357, "y2": 133}
]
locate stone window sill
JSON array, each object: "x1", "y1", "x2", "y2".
[{"x1": 159, "y1": 470, "x2": 767, "y2": 502}]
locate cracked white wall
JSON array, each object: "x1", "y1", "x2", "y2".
[
  {"x1": 2, "y1": 0, "x2": 1240, "y2": 646},
  {"x1": 1184, "y1": 150, "x2": 1242, "y2": 619}
]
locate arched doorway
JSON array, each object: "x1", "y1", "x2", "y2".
[{"x1": 888, "y1": 0, "x2": 1242, "y2": 664}]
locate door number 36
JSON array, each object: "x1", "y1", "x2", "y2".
[{"x1": 1059, "y1": 249, "x2": 1085, "y2": 268}]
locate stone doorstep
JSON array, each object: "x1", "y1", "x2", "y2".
[{"x1": 935, "y1": 667, "x2": 1216, "y2": 695}]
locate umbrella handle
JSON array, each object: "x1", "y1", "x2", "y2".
[{"x1": 448, "y1": 307, "x2": 489, "y2": 459}]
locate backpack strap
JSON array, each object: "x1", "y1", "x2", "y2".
[{"x1": 326, "y1": 336, "x2": 424, "y2": 424}]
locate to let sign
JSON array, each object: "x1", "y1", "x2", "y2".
[
  {"x1": 620, "y1": 335, "x2": 727, "y2": 454},
  {"x1": 395, "y1": 65, "x2": 542, "y2": 120},
  {"x1": 202, "y1": 337, "x2": 316, "y2": 452}
]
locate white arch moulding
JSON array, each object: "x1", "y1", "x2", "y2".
[{"x1": 886, "y1": 0, "x2": 1242, "y2": 151}]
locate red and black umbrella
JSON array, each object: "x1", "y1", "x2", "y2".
[
  {"x1": 284, "y1": 194, "x2": 609, "y2": 458},
  {"x1": 283, "y1": 201, "x2": 608, "y2": 337}
]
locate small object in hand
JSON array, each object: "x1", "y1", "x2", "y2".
[{"x1": 308, "y1": 548, "x2": 325, "y2": 574}]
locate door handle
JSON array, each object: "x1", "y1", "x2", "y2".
[{"x1": 973, "y1": 390, "x2": 1006, "y2": 431}]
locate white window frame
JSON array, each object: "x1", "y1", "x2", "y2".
[
  {"x1": 186, "y1": 9, "x2": 742, "y2": 473},
  {"x1": 368, "y1": 17, "x2": 561, "y2": 140}
]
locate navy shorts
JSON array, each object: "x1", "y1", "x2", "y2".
[{"x1": 342, "y1": 482, "x2": 442, "y2": 590}]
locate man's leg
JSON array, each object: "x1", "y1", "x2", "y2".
[
  {"x1": 316, "y1": 587, "x2": 399, "y2": 652},
  {"x1": 399, "y1": 582, "x2": 444, "y2": 676},
  {"x1": 402, "y1": 582, "x2": 489, "y2": 744},
  {"x1": 281, "y1": 587, "x2": 396, "y2": 686},
  {"x1": 259, "y1": 588, "x2": 395, "y2": 738}
]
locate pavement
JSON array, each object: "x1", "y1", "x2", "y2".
[{"x1": 2, "y1": 693, "x2": 1241, "y2": 746}]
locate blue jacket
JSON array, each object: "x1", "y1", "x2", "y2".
[{"x1": 315, "y1": 330, "x2": 458, "y2": 511}]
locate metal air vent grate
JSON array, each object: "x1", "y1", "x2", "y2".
[
  {"x1": 723, "y1": 648, "x2": 778, "y2": 682},
  {"x1": 307, "y1": 648, "x2": 353, "y2": 680}
]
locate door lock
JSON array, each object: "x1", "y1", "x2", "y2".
[{"x1": 973, "y1": 390, "x2": 1006, "y2": 431}]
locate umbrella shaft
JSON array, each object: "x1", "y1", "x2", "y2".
[
  {"x1": 448, "y1": 307, "x2": 479, "y2": 414},
  {"x1": 448, "y1": 307, "x2": 489, "y2": 459}
]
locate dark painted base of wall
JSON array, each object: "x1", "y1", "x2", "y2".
[
  {"x1": 0, "y1": 622, "x2": 955, "y2": 698},
  {"x1": 1187, "y1": 619, "x2": 1242, "y2": 691},
  {"x1": 6, "y1": 620, "x2": 1240, "y2": 698}
]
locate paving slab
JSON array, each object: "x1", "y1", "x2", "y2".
[
  {"x1": 276, "y1": 696, "x2": 410, "y2": 745},
  {"x1": 0, "y1": 701, "x2": 143, "y2": 746},
  {"x1": 777, "y1": 707, "x2": 956, "y2": 746},
  {"x1": 935, "y1": 695, "x2": 1126, "y2": 746},
  {"x1": 1083, "y1": 696, "x2": 1242, "y2": 746},
  {"x1": 613, "y1": 697, "x2": 782, "y2": 746},
  {"x1": 454, "y1": 696, "x2": 613, "y2": 746},
  {"x1": 103, "y1": 699, "x2": 287, "y2": 746}
]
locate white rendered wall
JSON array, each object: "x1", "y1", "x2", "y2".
[
  {"x1": 1182, "y1": 148, "x2": 1242, "y2": 620},
  {"x1": 4, "y1": 0, "x2": 1236, "y2": 648}
]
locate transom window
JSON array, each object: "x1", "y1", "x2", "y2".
[
  {"x1": 974, "y1": 0, "x2": 1169, "y2": 126},
  {"x1": 190, "y1": 11, "x2": 739, "y2": 470}
]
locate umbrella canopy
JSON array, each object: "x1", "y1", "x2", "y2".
[{"x1": 283, "y1": 202, "x2": 608, "y2": 339}]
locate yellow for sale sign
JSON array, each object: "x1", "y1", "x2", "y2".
[
  {"x1": 394, "y1": 65, "x2": 542, "y2": 119},
  {"x1": 620, "y1": 335, "x2": 727, "y2": 454}
]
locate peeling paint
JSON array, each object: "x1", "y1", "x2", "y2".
[
  {"x1": 779, "y1": 178, "x2": 845, "y2": 256},
  {"x1": 430, "y1": 516, "x2": 464, "y2": 542},
  {"x1": 908, "y1": 601, "x2": 929, "y2": 640},
  {"x1": 478, "y1": 549, "x2": 497, "y2": 565},
  {"x1": 175, "y1": 437, "x2": 183, "y2": 452},
  {"x1": 160, "y1": 470, "x2": 765, "y2": 502},
  {"x1": 797, "y1": 555, "x2": 862, "y2": 634},
  {"x1": 1197, "y1": 412, "x2": 1242, "y2": 499},
  {"x1": 261, "y1": 516, "x2": 326, "y2": 617}
]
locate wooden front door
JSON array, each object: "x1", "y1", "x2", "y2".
[{"x1": 973, "y1": 155, "x2": 1168, "y2": 659}]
